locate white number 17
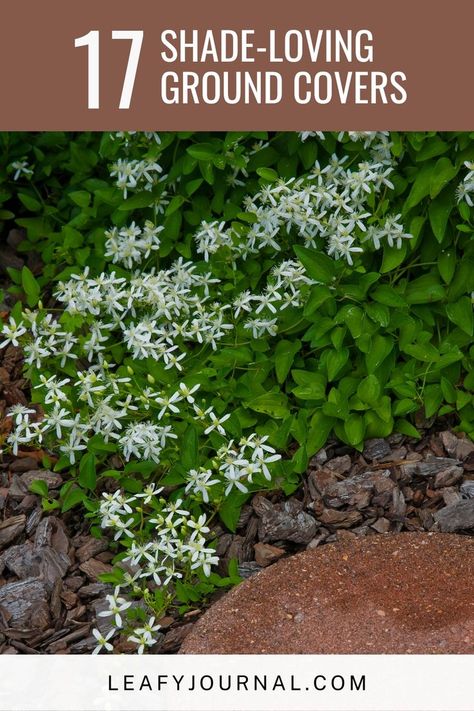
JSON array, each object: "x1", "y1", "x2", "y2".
[{"x1": 74, "y1": 30, "x2": 144, "y2": 110}]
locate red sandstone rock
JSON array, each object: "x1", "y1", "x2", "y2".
[{"x1": 181, "y1": 533, "x2": 474, "y2": 654}]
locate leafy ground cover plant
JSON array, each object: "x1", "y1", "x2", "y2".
[{"x1": 1, "y1": 130, "x2": 474, "y2": 652}]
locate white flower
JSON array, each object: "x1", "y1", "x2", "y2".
[
  {"x1": 178, "y1": 382, "x2": 200, "y2": 403},
  {"x1": 92, "y1": 628, "x2": 115, "y2": 654},
  {"x1": 98, "y1": 586, "x2": 132, "y2": 627},
  {"x1": 44, "y1": 406, "x2": 75, "y2": 438},
  {"x1": 133, "y1": 616, "x2": 161, "y2": 643},
  {"x1": 6, "y1": 404, "x2": 35, "y2": 426},
  {"x1": 223, "y1": 468, "x2": 249, "y2": 496},
  {"x1": 185, "y1": 468, "x2": 219, "y2": 503},
  {"x1": 0, "y1": 319, "x2": 27, "y2": 348},
  {"x1": 10, "y1": 160, "x2": 33, "y2": 181},
  {"x1": 162, "y1": 498, "x2": 189, "y2": 517},
  {"x1": 188, "y1": 514, "x2": 210, "y2": 539},
  {"x1": 127, "y1": 630, "x2": 155, "y2": 655},
  {"x1": 155, "y1": 391, "x2": 181, "y2": 419},
  {"x1": 135, "y1": 484, "x2": 163, "y2": 504},
  {"x1": 110, "y1": 516, "x2": 135, "y2": 541},
  {"x1": 204, "y1": 412, "x2": 231, "y2": 436}
]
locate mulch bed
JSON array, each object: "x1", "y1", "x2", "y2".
[{"x1": 1, "y1": 338, "x2": 474, "y2": 653}]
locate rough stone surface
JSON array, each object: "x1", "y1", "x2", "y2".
[
  {"x1": 434, "y1": 499, "x2": 474, "y2": 532},
  {"x1": 181, "y1": 533, "x2": 474, "y2": 654}
]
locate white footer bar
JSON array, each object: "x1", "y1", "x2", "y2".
[{"x1": 0, "y1": 654, "x2": 472, "y2": 711}]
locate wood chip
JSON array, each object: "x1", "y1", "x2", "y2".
[
  {"x1": 0, "y1": 577, "x2": 50, "y2": 631},
  {"x1": 79, "y1": 558, "x2": 113, "y2": 581},
  {"x1": 434, "y1": 500, "x2": 474, "y2": 532},
  {"x1": 75, "y1": 537, "x2": 109, "y2": 563},
  {"x1": 254, "y1": 543, "x2": 285, "y2": 567},
  {"x1": 0, "y1": 514, "x2": 26, "y2": 549}
]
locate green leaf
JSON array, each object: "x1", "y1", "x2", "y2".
[
  {"x1": 69, "y1": 190, "x2": 91, "y2": 208},
  {"x1": 403, "y1": 342, "x2": 439, "y2": 362},
  {"x1": 18, "y1": 192, "x2": 41, "y2": 211},
  {"x1": 429, "y1": 158, "x2": 457, "y2": 198},
  {"x1": 61, "y1": 487, "x2": 86, "y2": 513},
  {"x1": 371, "y1": 285, "x2": 406, "y2": 308},
  {"x1": 293, "y1": 245, "x2": 337, "y2": 284},
  {"x1": 357, "y1": 375, "x2": 381, "y2": 405},
  {"x1": 118, "y1": 191, "x2": 156, "y2": 210},
  {"x1": 364, "y1": 411, "x2": 393, "y2": 438},
  {"x1": 187, "y1": 143, "x2": 218, "y2": 160},
  {"x1": 29, "y1": 479, "x2": 49, "y2": 497},
  {"x1": 365, "y1": 335, "x2": 393, "y2": 373},
  {"x1": 292, "y1": 369, "x2": 327, "y2": 399},
  {"x1": 165, "y1": 195, "x2": 185, "y2": 216},
  {"x1": 424, "y1": 384, "x2": 443, "y2": 418},
  {"x1": 274, "y1": 339, "x2": 301, "y2": 383},
  {"x1": 405, "y1": 275, "x2": 445, "y2": 304},
  {"x1": 448, "y1": 258, "x2": 474, "y2": 300},
  {"x1": 256, "y1": 167, "x2": 278, "y2": 181},
  {"x1": 393, "y1": 398, "x2": 418, "y2": 416},
  {"x1": 304, "y1": 285, "x2": 333, "y2": 315},
  {"x1": 438, "y1": 250, "x2": 456, "y2": 284},
  {"x1": 291, "y1": 444, "x2": 308, "y2": 474},
  {"x1": 403, "y1": 161, "x2": 436, "y2": 212},
  {"x1": 62, "y1": 226, "x2": 84, "y2": 249},
  {"x1": 78, "y1": 453, "x2": 97, "y2": 490},
  {"x1": 428, "y1": 189, "x2": 453, "y2": 242},
  {"x1": 366, "y1": 302, "x2": 390, "y2": 327},
  {"x1": 21, "y1": 266, "x2": 40, "y2": 307},
  {"x1": 381, "y1": 243, "x2": 407, "y2": 273},
  {"x1": 415, "y1": 136, "x2": 448, "y2": 162},
  {"x1": 326, "y1": 348, "x2": 350, "y2": 381},
  {"x1": 161, "y1": 466, "x2": 186, "y2": 486},
  {"x1": 306, "y1": 410, "x2": 334, "y2": 456},
  {"x1": 446, "y1": 297, "x2": 473, "y2": 336},
  {"x1": 181, "y1": 425, "x2": 199, "y2": 470},
  {"x1": 344, "y1": 413, "x2": 366, "y2": 447},
  {"x1": 335, "y1": 304, "x2": 364, "y2": 338},
  {"x1": 246, "y1": 392, "x2": 290, "y2": 419},
  {"x1": 123, "y1": 461, "x2": 159, "y2": 475},
  {"x1": 440, "y1": 376, "x2": 457, "y2": 404},
  {"x1": 395, "y1": 419, "x2": 421, "y2": 439},
  {"x1": 185, "y1": 178, "x2": 204, "y2": 196},
  {"x1": 87, "y1": 435, "x2": 117, "y2": 454},
  {"x1": 219, "y1": 493, "x2": 249, "y2": 532}
]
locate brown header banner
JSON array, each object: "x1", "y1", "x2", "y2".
[{"x1": 1, "y1": 0, "x2": 473, "y2": 130}]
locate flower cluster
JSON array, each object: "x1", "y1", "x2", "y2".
[
  {"x1": 90, "y1": 486, "x2": 218, "y2": 654},
  {"x1": 192, "y1": 133, "x2": 409, "y2": 267},
  {"x1": 92, "y1": 586, "x2": 161, "y2": 655},
  {"x1": 456, "y1": 161, "x2": 474, "y2": 207},
  {"x1": 189, "y1": 433, "x2": 281, "y2": 499},
  {"x1": 104, "y1": 220, "x2": 163, "y2": 268},
  {"x1": 110, "y1": 156, "x2": 163, "y2": 198}
]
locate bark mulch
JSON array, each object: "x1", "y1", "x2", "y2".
[{"x1": 1, "y1": 339, "x2": 474, "y2": 653}]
